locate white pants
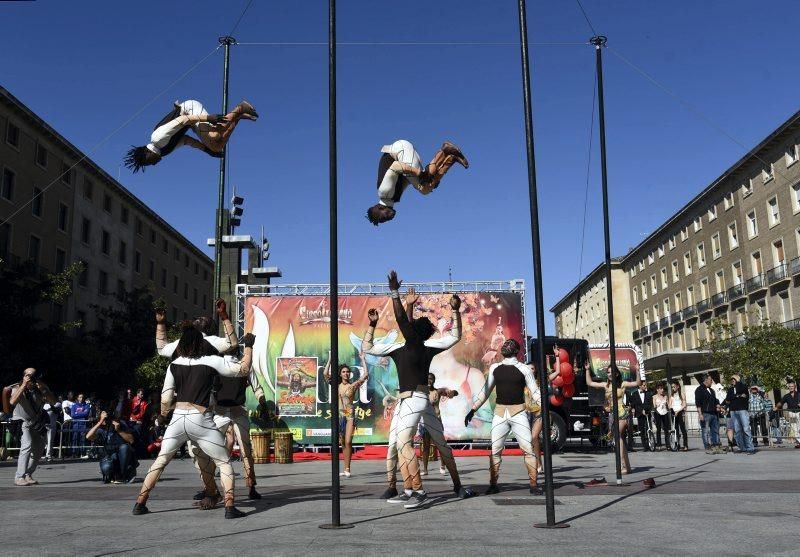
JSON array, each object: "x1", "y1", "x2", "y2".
[
  {"x1": 378, "y1": 140, "x2": 422, "y2": 204},
  {"x1": 489, "y1": 410, "x2": 537, "y2": 485},
  {"x1": 150, "y1": 100, "x2": 210, "y2": 151}
]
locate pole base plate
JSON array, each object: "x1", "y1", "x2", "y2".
[
  {"x1": 533, "y1": 522, "x2": 570, "y2": 529},
  {"x1": 319, "y1": 523, "x2": 355, "y2": 530}
]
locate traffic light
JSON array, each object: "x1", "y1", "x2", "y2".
[
  {"x1": 261, "y1": 238, "x2": 270, "y2": 264},
  {"x1": 230, "y1": 194, "x2": 244, "y2": 228}
]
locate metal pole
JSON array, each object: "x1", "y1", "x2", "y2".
[
  {"x1": 213, "y1": 36, "x2": 235, "y2": 305},
  {"x1": 320, "y1": 0, "x2": 352, "y2": 530},
  {"x1": 591, "y1": 35, "x2": 623, "y2": 484},
  {"x1": 518, "y1": 0, "x2": 567, "y2": 529}
]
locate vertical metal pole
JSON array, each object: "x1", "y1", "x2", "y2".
[
  {"x1": 320, "y1": 0, "x2": 352, "y2": 531},
  {"x1": 214, "y1": 36, "x2": 235, "y2": 304},
  {"x1": 518, "y1": 0, "x2": 567, "y2": 529},
  {"x1": 591, "y1": 35, "x2": 623, "y2": 484}
]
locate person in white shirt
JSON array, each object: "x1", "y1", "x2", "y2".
[
  {"x1": 670, "y1": 381, "x2": 688, "y2": 451},
  {"x1": 124, "y1": 99, "x2": 258, "y2": 172},
  {"x1": 366, "y1": 139, "x2": 469, "y2": 225},
  {"x1": 652, "y1": 384, "x2": 670, "y2": 450}
]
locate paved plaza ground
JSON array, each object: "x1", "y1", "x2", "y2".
[{"x1": 0, "y1": 446, "x2": 797, "y2": 556}]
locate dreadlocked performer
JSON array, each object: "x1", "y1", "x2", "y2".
[
  {"x1": 364, "y1": 271, "x2": 471, "y2": 509},
  {"x1": 124, "y1": 99, "x2": 258, "y2": 172},
  {"x1": 366, "y1": 139, "x2": 469, "y2": 226},
  {"x1": 465, "y1": 339, "x2": 542, "y2": 495},
  {"x1": 133, "y1": 325, "x2": 256, "y2": 519}
]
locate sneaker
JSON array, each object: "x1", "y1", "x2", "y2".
[
  {"x1": 132, "y1": 502, "x2": 149, "y2": 516},
  {"x1": 248, "y1": 487, "x2": 262, "y2": 500},
  {"x1": 381, "y1": 487, "x2": 398, "y2": 499},
  {"x1": 529, "y1": 486, "x2": 544, "y2": 496},
  {"x1": 403, "y1": 491, "x2": 428, "y2": 509},
  {"x1": 80, "y1": 455, "x2": 90, "y2": 460},
  {"x1": 387, "y1": 492, "x2": 411, "y2": 504},
  {"x1": 14, "y1": 478, "x2": 29, "y2": 487},
  {"x1": 485, "y1": 484, "x2": 500, "y2": 495},
  {"x1": 24, "y1": 476, "x2": 38, "y2": 485},
  {"x1": 439, "y1": 467, "x2": 447, "y2": 475},
  {"x1": 456, "y1": 486, "x2": 476, "y2": 499},
  {"x1": 126, "y1": 475, "x2": 137, "y2": 484},
  {"x1": 193, "y1": 490, "x2": 207, "y2": 501},
  {"x1": 420, "y1": 470, "x2": 428, "y2": 476},
  {"x1": 225, "y1": 506, "x2": 246, "y2": 519}
]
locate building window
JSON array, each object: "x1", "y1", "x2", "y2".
[
  {"x1": 762, "y1": 164, "x2": 774, "y2": 183},
  {"x1": 674, "y1": 292, "x2": 682, "y2": 311},
  {"x1": 119, "y1": 240, "x2": 127, "y2": 265},
  {"x1": 148, "y1": 259, "x2": 155, "y2": 280},
  {"x1": 786, "y1": 143, "x2": 799, "y2": 166},
  {"x1": 172, "y1": 275, "x2": 178, "y2": 294},
  {"x1": 658, "y1": 245, "x2": 665, "y2": 258},
  {"x1": 693, "y1": 216, "x2": 702, "y2": 232},
  {"x1": 638, "y1": 261, "x2": 644, "y2": 272},
  {"x1": 707, "y1": 205, "x2": 717, "y2": 221},
  {"x1": 644, "y1": 309, "x2": 650, "y2": 326},
  {"x1": 0, "y1": 223, "x2": 10, "y2": 259},
  {"x1": 742, "y1": 179, "x2": 754, "y2": 198},
  {"x1": 135, "y1": 217, "x2": 143, "y2": 236},
  {"x1": 103, "y1": 194, "x2": 112, "y2": 214},
  {"x1": 81, "y1": 218, "x2": 91, "y2": 244},
  {"x1": 172, "y1": 307, "x2": 178, "y2": 323},
  {"x1": 641, "y1": 280, "x2": 648, "y2": 301},
  {"x1": 31, "y1": 187, "x2": 43, "y2": 217},
  {"x1": 747, "y1": 210, "x2": 758, "y2": 238},
  {"x1": 83, "y1": 178, "x2": 94, "y2": 200},
  {"x1": 162, "y1": 238, "x2": 168, "y2": 254},
  {"x1": 202, "y1": 294, "x2": 207, "y2": 310},
  {"x1": 203, "y1": 269, "x2": 208, "y2": 281},
  {"x1": 723, "y1": 192, "x2": 735, "y2": 210},
  {"x1": 101, "y1": 230, "x2": 110, "y2": 255},
  {"x1": 57, "y1": 203, "x2": 69, "y2": 232},
  {"x1": 115, "y1": 279, "x2": 125, "y2": 302},
  {"x1": 28, "y1": 235, "x2": 41, "y2": 265},
  {"x1": 671, "y1": 260, "x2": 679, "y2": 283},
  {"x1": 715, "y1": 270, "x2": 725, "y2": 294},
  {"x1": 668, "y1": 235, "x2": 676, "y2": 250},
  {"x1": 731, "y1": 261, "x2": 743, "y2": 286},
  {"x1": 650, "y1": 274, "x2": 657, "y2": 295},
  {"x1": 55, "y1": 248, "x2": 66, "y2": 273},
  {"x1": 5, "y1": 121, "x2": 20, "y2": 148},
  {"x1": 60, "y1": 162, "x2": 74, "y2": 186},
  {"x1": 700, "y1": 278, "x2": 709, "y2": 300},
  {"x1": 711, "y1": 233, "x2": 721, "y2": 260},
  {"x1": 767, "y1": 197, "x2": 780, "y2": 226},
  {"x1": 193, "y1": 287, "x2": 198, "y2": 305},
  {"x1": 663, "y1": 298, "x2": 670, "y2": 316},
  {"x1": 648, "y1": 252, "x2": 654, "y2": 265},
  {"x1": 660, "y1": 267, "x2": 667, "y2": 288},
  {"x1": 184, "y1": 254, "x2": 189, "y2": 268},
  {"x1": 680, "y1": 226, "x2": 688, "y2": 241},
  {"x1": 751, "y1": 251, "x2": 762, "y2": 275},
  {"x1": 779, "y1": 292, "x2": 792, "y2": 322},
  {"x1": 632, "y1": 286, "x2": 639, "y2": 305},
  {"x1": 652, "y1": 304, "x2": 659, "y2": 321},
  {"x1": 183, "y1": 282, "x2": 189, "y2": 300},
  {"x1": 174, "y1": 245, "x2": 180, "y2": 262},
  {"x1": 35, "y1": 143, "x2": 48, "y2": 168},
  {"x1": 134, "y1": 250, "x2": 142, "y2": 273},
  {"x1": 773, "y1": 239, "x2": 785, "y2": 265},
  {"x1": 78, "y1": 262, "x2": 89, "y2": 287},
  {"x1": 160, "y1": 268, "x2": 167, "y2": 288},
  {"x1": 98, "y1": 270, "x2": 108, "y2": 295},
  {"x1": 686, "y1": 286, "x2": 694, "y2": 306},
  {"x1": 728, "y1": 222, "x2": 738, "y2": 250},
  {"x1": 683, "y1": 252, "x2": 692, "y2": 275},
  {"x1": 194, "y1": 261, "x2": 199, "y2": 275},
  {"x1": 2, "y1": 168, "x2": 16, "y2": 201},
  {"x1": 121, "y1": 205, "x2": 129, "y2": 224},
  {"x1": 696, "y1": 243, "x2": 706, "y2": 268},
  {"x1": 150, "y1": 228, "x2": 156, "y2": 245}
]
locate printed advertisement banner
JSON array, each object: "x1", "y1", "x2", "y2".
[{"x1": 243, "y1": 291, "x2": 525, "y2": 444}]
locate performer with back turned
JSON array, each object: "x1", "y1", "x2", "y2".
[
  {"x1": 364, "y1": 271, "x2": 472, "y2": 508},
  {"x1": 366, "y1": 139, "x2": 468, "y2": 226},
  {"x1": 465, "y1": 339, "x2": 543, "y2": 495}
]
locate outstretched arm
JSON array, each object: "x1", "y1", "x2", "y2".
[
  {"x1": 352, "y1": 368, "x2": 370, "y2": 389},
  {"x1": 155, "y1": 308, "x2": 175, "y2": 357},
  {"x1": 363, "y1": 308, "x2": 404, "y2": 356},
  {"x1": 208, "y1": 334, "x2": 255, "y2": 378},
  {"x1": 388, "y1": 270, "x2": 417, "y2": 342},
  {"x1": 405, "y1": 287, "x2": 418, "y2": 321},
  {"x1": 205, "y1": 299, "x2": 238, "y2": 354},
  {"x1": 621, "y1": 375, "x2": 642, "y2": 389},
  {"x1": 323, "y1": 350, "x2": 332, "y2": 384},
  {"x1": 585, "y1": 362, "x2": 606, "y2": 388},
  {"x1": 160, "y1": 367, "x2": 176, "y2": 416},
  {"x1": 470, "y1": 366, "x2": 497, "y2": 411}
]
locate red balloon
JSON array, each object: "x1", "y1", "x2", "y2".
[
  {"x1": 558, "y1": 349, "x2": 569, "y2": 363},
  {"x1": 561, "y1": 372, "x2": 575, "y2": 385},
  {"x1": 562, "y1": 383, "x2": 576, "y2": 398},
  {"x1": 550, "y1": 394, "x2": 564, "y2": 406},
  {"x1": 552, "y1": 376, "x2": 564, "y2": 388},
  {"x1": 559, "y1": 362, "x2": 574, "y2": 377}
]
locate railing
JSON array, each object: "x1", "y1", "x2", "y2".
[
  {"x1": 711, "y1": 292, "x2": 727, "y2": 307},
  {"x1": 728, "y1": 282, "x2": 745, "y2": 300},
  {"x1": 766, "y1": 263, "x2": 790, "y2": 285},
  {"x1": 648, "y1": 322, "x2": 658, "y2": 333},
  {"x1": 683, "y1": 305, "x2": 697, "y2": 319},
  {"x1": 791, "y1": 256, "x2": 800, "y2": 276},
  {"x1": 638, "y1": 326, "x2": 649, "y2": 337},
  {"x1": 659, "y1": 317, "x2": 670, "y2": 329},
  {"x1": 633, "y1": 329, "x2": 640, "y2": 340},
  {"x1": 784, "y1": 318, "x2": 800, "y2": 330},
  {"x1": 696, "y1": 298, "x2": 712, "y2": 314},
  {"x1": 670, "y1": 311, "x2": 682, "y2": 324},
  {"x1": 745, "y1": 274, "x2": 767, "y2": 293}
]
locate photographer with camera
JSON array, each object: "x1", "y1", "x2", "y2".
[
  {"x1": 86, "y1": 410, "x2": 138, "y2": 484},
  {"x1": 7, "y1": 368, "x2": 55, "y2": 486}
]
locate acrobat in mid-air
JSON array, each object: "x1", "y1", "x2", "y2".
[
  {"x1": 366, "y1": 139, "x2": 469, "y2": 226},
  {"x1": 124, "y1": 99, "x2": 258, "y2": 172}
]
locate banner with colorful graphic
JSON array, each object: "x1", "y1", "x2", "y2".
[
  {"x1": 588, "y1": 343, "x2": 645, "y2": 382},
  {"x1": 243, "y1": 291, "x2": 525, "y2": 444}
]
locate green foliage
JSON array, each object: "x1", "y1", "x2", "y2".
[
  {"x1": 701, "y1": 316, "x2": 800, "y2": 391},
  {"x1": 42, "y1": 261, "x2": 84, "y2": 305},
  {"x1": 134, "y1": 323, "x2": 179, "y2": 392}
]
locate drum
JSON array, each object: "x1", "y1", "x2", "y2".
[
  {"x1": 274, "y1": 431, "x2": 294, "y2": 463},
  {"x1": 251, "y1": 431, "x2": 271, "y2": 464}
]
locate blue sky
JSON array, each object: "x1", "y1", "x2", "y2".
[{"x1": 3, "y1": 0, "x2": 799, "y2": 336}]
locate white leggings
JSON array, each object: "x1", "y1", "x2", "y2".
[
  {"x1": 137, "y1": 408, "x2": 235, "y2": 505},
  {"x1": 490, "y1": 409, "x2": 538, "y2": 486}
]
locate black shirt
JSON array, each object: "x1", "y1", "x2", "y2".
[
  {"x1": 493, "y1": 364, "x2": 527, "y2": 406},
  {"x1": 725, "y1": 382, "x2": 749, "y2": 412},
  {"x1": 167, "y1": 355, "x2": 244, "y2": 407},
  {"x1": 781, "y1": 391, "x2": 800, "y2": 410},
  {"x1": 216, "y1": 377, "x2": 248, "y2": 407},
  {"x1": 694, "y1": 385, "x2": 718, "y2": 414}
]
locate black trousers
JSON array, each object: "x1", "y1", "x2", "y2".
[
  {"x1": 636, "y1": 412, "x2": 650, "y2": 447},
  {"x1": 673, "y1": 411, "x2": 688, "y2": 449},
  {"x1": 654, "y1": 413, "x2": 670, "y2": 447},
  {"x1": 750, "y1": 414, "x2": 768, "y2": 445}
]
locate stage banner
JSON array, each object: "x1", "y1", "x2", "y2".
[{"x1": 243, "y1": 292, "x2": 525, "y2": 444}]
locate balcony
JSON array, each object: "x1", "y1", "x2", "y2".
[
  {"x1": 638, "y1": 326, "x2": 650, "y2": 338},
  {"x1": 670, "y1": 311, "x2": 683, "y2": 324},
  {"x1": 727, "y1": 282, "x2": 745, "y2": 301},
  {"x1": 659, "y1": 316, "x2": 670, "y2": 329},
  {"x1": 784, "y1": 318, "x2": 800, "y2": 331},
  {"x1": 648, "y1": 322, "x2": 658, "y2": 334},
  {"x1": 791, "y1": 256, "x2": 800, "y2": 276},
  {"x1": 696, "y1": 298, "x2": 712, "y2": 315},
  {"x1": 683, "y1": 305, "x2": 697, "y2": 320},
  {"x1": 745, "y1": 274, "x2": 767, "y2": 294},
  {"x1": 633, "y1": 329, "x2": 640, "y2": 340},
  {"x1": 711, "y1": 292, "x2": 727, "y2": 307},
  {"x1": 766, "y1": 263, "x2": 790, "y2": 286}
]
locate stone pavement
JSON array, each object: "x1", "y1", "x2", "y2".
[{"x1": 0, "y1": 447, "x2": 797, "y2": 556}]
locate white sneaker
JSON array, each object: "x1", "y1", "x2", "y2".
[
  {"x1": 387, "y1": 492, "x2": 411, "y2": 504},
  {"x1": 338, "y1": 470, "x2": 351, "y2": 478},
  {"x1": 420, "y1": 470, "x2": 428, "y2": 476},
  {"x1": 439, "y1": 467, "x2": 447, "y2": 475}
]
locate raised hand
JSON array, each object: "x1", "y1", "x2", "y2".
[
  {"x1": 449, "y1": 294, "x2": 462, "y2": 310},
  {"x1": 368, "y1": 309, "x2": 379, "y2": 326},
  {"x1": 388, "y1": 270, "x2": 402, "y2": 291},
  {"x1": 464, "y1": 409, "x2": 475, "y2": 427},
  {"x1": 242, "y1": 333, "x2": 256, "y2": 348},
  {"x1": 155, "y1": 308, "x2": 166, "y2": 323},
  {"x1": 215, "y1": 298, "x2": 229, "y2": 321},
  {"x1": 405, "y1": 287, "x2": 419, "y2": 307}
]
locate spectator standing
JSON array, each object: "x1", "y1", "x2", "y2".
[
  {"x1": 670, "y1": 381, "x2": 689, "y2": 451},
  {"x1": 652, "y1": 384, "x2": 670, "y2": 450},
  {"x1": 114, "y1": 390, "x2": 133, "y2": 422},
  {"x1": 8, "y1": 368, "x2": 55, "y2": 485},
  {"x1": 724, "y1": 375, "x2": 755, "y2": 455},
  {"x1": 70, "y1": 394, "x2": 92, "y2": 457},
  {"x1": 129, "y1": 389, "x2": 149, "y2": 456},
  {"x1": 86, "y1": 410, "x2": 138, "y2": 483},
  {"x1": 42, "y1": 402, "x2": 59, "y2": 461},
  {"x1": 695, "y1": 374, "x2": 721, "y2": 454},
  {"x1": 748, "y1": 386, "x2": 769, "y2": 447},
  {"x1": 778, "y1": 379, "x2": 799, "y2": 448},
  {"x1": 631, "y1": 382, "x2": 653, "y2": 450}
]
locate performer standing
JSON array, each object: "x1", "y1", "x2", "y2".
[
  {"x1": 324, "y1": 357, "x2": 369, "y2": 478},
  {"x1": 420, "y1": 373, "x2": 458, "y2": 477},
  {"x1": 366, "y1": 139, "x2": 469, "y2": 226},
  {"x1": 124, "y1": 99, "x2": 258, "y2": 172},
  {"x1": 464, "y1": 339, "x2": 542, "y2": 495},
  {"x1": 364, "y1": 271, "x2": 470, "y2": 508},
  {"x1": 133, "y1": 326, "x2": 256, "y2": 519}
]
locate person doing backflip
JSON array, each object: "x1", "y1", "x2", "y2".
[
  {"x1": 366, "y1": 139, "x2": 468, "y2": 226},
  {"x1": 124, "y1": 99, "x2": 258, "y2": 172}
]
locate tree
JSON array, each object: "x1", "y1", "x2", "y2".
[{"x1": 702, "y1": 317, "x2": 800, "y2": 391}]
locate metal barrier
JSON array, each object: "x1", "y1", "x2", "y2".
[{"x1": 0, "y1": 419, "x2": 101, "y2": 460}]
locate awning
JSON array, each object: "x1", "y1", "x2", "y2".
[{"x1": 643, "y1": 349, "x2": 710, "y2": 372}]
